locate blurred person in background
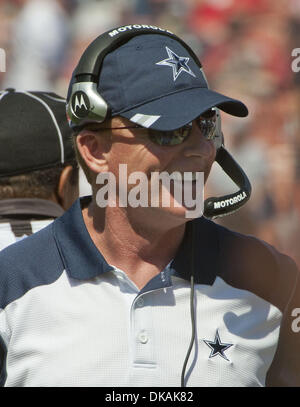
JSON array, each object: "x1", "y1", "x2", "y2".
[
  {"x1": 0, "y1": 88, "x2": 79, "y2": 250},
  {"x1": 3, "y1": 0, "x2": 74, "y2": 91}
]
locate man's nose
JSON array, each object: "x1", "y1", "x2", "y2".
[{"x1": 182, "y1": 122, "x2": 216, "y2": 159}]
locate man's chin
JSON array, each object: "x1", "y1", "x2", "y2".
[{"x1": 151, "y1": 204, "x2": 203, "y2": 222}]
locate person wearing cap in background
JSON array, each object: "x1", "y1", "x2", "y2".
[
  {"x1": 0, "y1": 27, "x2": 299, "y2": 387},
  {"x1": 0, "y1": 89, "x2": 79, "y2": 250}
]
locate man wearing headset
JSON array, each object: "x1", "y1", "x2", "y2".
[{"x1": 0, "y1": 26, "x2": 299, "y2": 387}]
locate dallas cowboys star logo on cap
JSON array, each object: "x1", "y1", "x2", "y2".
[
  {"x1": 156, "y1": 46, "x2": 196, "y2": 81},
  {"x1": 203, "y1": 330, "x2": 233, "y2": 361}
]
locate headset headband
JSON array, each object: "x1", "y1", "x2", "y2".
[{"x1": 72, "y1": 25, "x2": 202, "y2": 83}]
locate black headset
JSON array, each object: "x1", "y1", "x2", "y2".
[
  {"x1": 67, "y1": 25, "x2": 252, "y2": 387},
  {"x1": 66, "y1": 26, "x2": 200, "y2": 128}
]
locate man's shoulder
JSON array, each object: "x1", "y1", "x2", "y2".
[
  {"x1": 0, "y1": 221, "x2": 55, "y2": 262},
  {"x1": 0, "y1": 221, "x2": 64, "y2": 309},
  {"x1": 213, "y1": 220, "x2": 297, "y2": 275},
  {"x1": 203, "y1": 218, "x2": 299, "y2": 311}
]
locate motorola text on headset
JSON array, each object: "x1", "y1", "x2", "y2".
[{"x1": 66, "y1": 25, "x2": 252, "y2": 387}]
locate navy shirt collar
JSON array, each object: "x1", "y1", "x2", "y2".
[{"x1": 53, "y1": 196, "x2": 219, "y2": 285}]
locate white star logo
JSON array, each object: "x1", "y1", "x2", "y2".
[{"x1": 156, "y1": 46, "x2": 196, "y2": 81}]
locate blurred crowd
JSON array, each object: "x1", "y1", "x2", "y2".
[{"x1": 0, "y1": 0, "x2": 299, "y2": 265}]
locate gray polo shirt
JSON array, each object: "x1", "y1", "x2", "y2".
[{"x1": 0, "y1": 197, "x2": 298, "y2": 386}]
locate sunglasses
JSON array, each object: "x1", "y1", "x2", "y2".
[{"x1": 92, "y1": 109, "x2": 217, "y2": 146}]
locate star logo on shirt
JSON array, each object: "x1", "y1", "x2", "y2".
[
  {"x1": 203, "y1": 330, "x2": 233, "y2": 361},
  {"x1": 156, "y1": 47, "x2": 196, "y2": 81}
]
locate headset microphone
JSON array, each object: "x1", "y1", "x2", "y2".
[{"x1": 203, "y1": 108, "x2": 252, "y2": 220}]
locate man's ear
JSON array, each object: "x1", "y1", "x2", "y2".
[
  {"x1": 76, "y1": 130, "x2": 110, "y2": 175},
  {"x1": 57, "y1": 165, "x2": 79, "y2": 210}
]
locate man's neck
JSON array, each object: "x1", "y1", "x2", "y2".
[{"x1": 82, "y1": 199, "x2": 186, "y2": 289}]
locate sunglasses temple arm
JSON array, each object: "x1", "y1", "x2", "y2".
[{"x1": 203, "y1": 145, "x2": 252, "y2": 219}]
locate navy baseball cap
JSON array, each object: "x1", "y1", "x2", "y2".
[{"x1": 95, "y1": 33, "x2": 248, "y2": 131}]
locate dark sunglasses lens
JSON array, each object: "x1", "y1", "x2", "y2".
[
  {"x1": 148, "y1": 110, "x2": 217, "y2": 146},
  {"x1": 197, "y1": 119, "x2": 216, "y2": 140},
  {"x1": 197, "y1": 109, "x2": 217, "y2": 140},
  {"x1": 149, "y1": 127, "x2": 190, "y2": 146}
]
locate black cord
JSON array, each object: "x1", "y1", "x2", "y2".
[{"x1": 180, "y1": 222, "x2": 196, "y2": 387}]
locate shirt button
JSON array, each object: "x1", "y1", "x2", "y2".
[
  {"x1": 136, "y1": 297, "x2": 144, "y2": 307},
  {"x1": 138, "y1": 331, "x2": 148, "y2": 344}
]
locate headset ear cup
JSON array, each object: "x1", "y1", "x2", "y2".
[{"x1": 66, "y1": 82, "x2": 109, "y2": 128}]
